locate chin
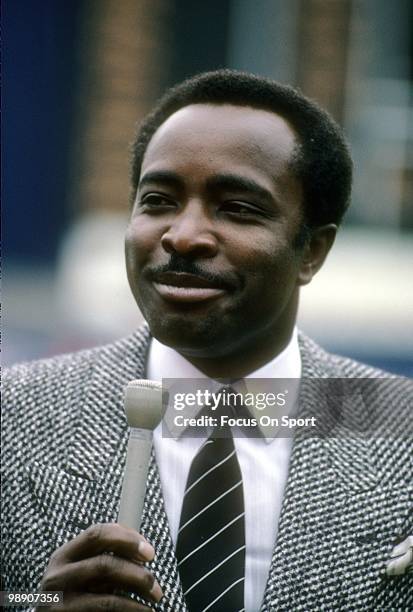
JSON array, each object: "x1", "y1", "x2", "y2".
[{"x1": 147, "y1": 312, "x2": 232, "y2": 356}]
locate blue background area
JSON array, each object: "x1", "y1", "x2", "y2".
[{"x1": 2, "y1": 0, "x2": 81, "y2": 263}]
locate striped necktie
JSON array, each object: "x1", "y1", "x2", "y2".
[{"x1": 176, "y1": 413, "x2": 245, "y2": 611}]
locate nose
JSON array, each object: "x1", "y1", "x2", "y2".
[{"x1": 161, "y1": 202, "x2": 218, "y2": 258}]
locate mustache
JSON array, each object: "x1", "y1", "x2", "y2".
[{"x1": 148, "y1": 253, "x2": 237, "y2": 289}]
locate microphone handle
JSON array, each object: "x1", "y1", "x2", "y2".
[{"x1": 118, "y1": 427, "x2": 153, "y2": 530}]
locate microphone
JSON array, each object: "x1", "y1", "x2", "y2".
[{"x1": 118, "y1": 379, "x2": 164, "y2": 530}]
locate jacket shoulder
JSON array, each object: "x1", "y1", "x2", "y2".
[
  {"x1": 298, "y1": 331, "x2": 400, "y2": 379},
  {"x1": 3, "y1": 326, "x2": 151, "y2": 396},
  {"x1": 1, "y1": 326, "x2": 151, "y2": 464}
]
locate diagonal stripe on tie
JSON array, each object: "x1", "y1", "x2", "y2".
[
  {"x1": 178, "y1": 479, "x2": 243, "y2": 534},
  {"x1": 178, "y1": 511, "x2": 245, "y2": 566},
  {"x1": 201, "y1": 577, "x2": 245, "y2": 612},
  {"x1": 176, "y1": 398, "x2": 245, "y2": 612},
  {"x1": 184, "y1": 544, "x2": 246, "y2": 596},
  {"x1": 183, "y1": 448, "x2": 236, "y2": 496}
]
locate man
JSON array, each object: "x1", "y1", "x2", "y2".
[{"x1": 2, "y1": 70, "x2": 412, "y2": 611}]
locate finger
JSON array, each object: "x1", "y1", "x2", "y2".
[
  {"x1": 42, "y1": 555, "x2": 163, "y2": 603},
  {"x1": 52, "y1": 523, "x2": 155, "y2": 564},
  {"x1": 40, "y1": 592, "x2": 152, "y2": 611}
]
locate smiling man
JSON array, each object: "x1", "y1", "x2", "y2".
[
  {"x1": 126, "y1": 103, "x2": 315, "y2": 378},
  {"x1": 2, "y1": 70, "x2": 412, "y2": 611}
]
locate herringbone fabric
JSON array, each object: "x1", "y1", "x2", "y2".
[
  {"x1": 176, "y1": 426, "x2": 245, "y2": 611},
  {"x1": 2, "y1": 324, "x2": 412, "y2": 611}
]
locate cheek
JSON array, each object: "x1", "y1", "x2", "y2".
[
  {"x1": 125, "y1": 217, "x2": 162, "y2": 268},
  {"x1": 234, "y1": 239, "x2": 300, "y2": 300},
  {"x1": 125, "y1": 222, "x2": 157, "y2": 308},
  {"x1": 229, "y1": 230, "x2": 294, "y2": 273}
]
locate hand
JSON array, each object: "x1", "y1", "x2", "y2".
[{"x1": 37, "y1": 523, "x2": 163, "y2": 611}]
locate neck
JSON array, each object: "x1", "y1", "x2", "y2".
[{"x1": 180, "y1": 325, "x2": 295, "y2": 379}]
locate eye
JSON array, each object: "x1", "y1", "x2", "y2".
[
  {"x1": 139, "y1": 193, "x2": 177, "y2": 211},
  {"x1": 220, "y1": 201, "x2": 267, "y2": 217}
]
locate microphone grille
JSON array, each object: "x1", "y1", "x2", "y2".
[{"x1": 124, "y1": 379, "x2": 164, "y2": 430}]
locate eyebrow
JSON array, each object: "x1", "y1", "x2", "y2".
[
  {"x1": 138, "y1": 170, "x2": 276, "y2": 204},
  {"x1": 205, "y1": 173, "x2": 274, "y2": 203},
  {"x1": 138, "y1": 170, "x2": 183, "y2": 190}
]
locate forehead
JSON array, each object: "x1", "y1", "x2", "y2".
[{"x1": 141, "y1": 103, "x2": 298, "y2": 183}]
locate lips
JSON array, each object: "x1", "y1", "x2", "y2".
[{"x1": 151, "y1": 272, "x2": 228, "y2": 303}]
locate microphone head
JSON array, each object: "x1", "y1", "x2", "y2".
[{"x1": 124, "y1": 379, "x2": 164, "y2": 430}]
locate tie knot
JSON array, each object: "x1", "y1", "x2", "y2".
[
  {"x1": 211, "y1": 385, "x2": 260, "y2": 439},
  {"x1": 209, "y1": 387, "x2": 238, "y2": 440},
  {"x1": 216, "y1": 385, "x2": 241, "y2": 416}
]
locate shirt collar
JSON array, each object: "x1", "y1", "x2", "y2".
[{"x1": 147, "y1": 328, "x2": 301, "y2": 442}]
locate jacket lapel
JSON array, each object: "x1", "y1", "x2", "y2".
[
  {"x1": 141, "y1": 450, "x2": 188, "y2": 611},
  {"x1": 261, "y1": 334, "x2": 409, "y2": 610},
  {"x1": 66, "y1": 325, "x2": 151, "y2": 480}
]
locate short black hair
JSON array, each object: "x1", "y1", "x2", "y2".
[{"x1": 130, "y1": 69, "x2": 353, "y2": 228}]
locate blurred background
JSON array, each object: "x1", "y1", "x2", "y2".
[{"x1": 2, "y1": 0, "x2": 412, "y2": 374}]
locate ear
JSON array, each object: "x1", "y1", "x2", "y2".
[{"x1": 297, "y1": 224, "x2": 337, "y2": 286}]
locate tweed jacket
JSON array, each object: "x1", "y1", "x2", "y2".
[{"x1": 2, "y1": 325, "x2": 412, "y2": 610}]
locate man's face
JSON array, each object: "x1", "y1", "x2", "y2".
[{"x1": 125, "y1": 103, "x2": 306, "y2": 360}]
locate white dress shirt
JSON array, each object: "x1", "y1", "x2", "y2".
[{"x1": 148, "y1": 330, "x2": 301, "y2": 612}]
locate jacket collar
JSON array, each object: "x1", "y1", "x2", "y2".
[{"x1": 298, "y1": 331, "x2": 379, "y2": 492}]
